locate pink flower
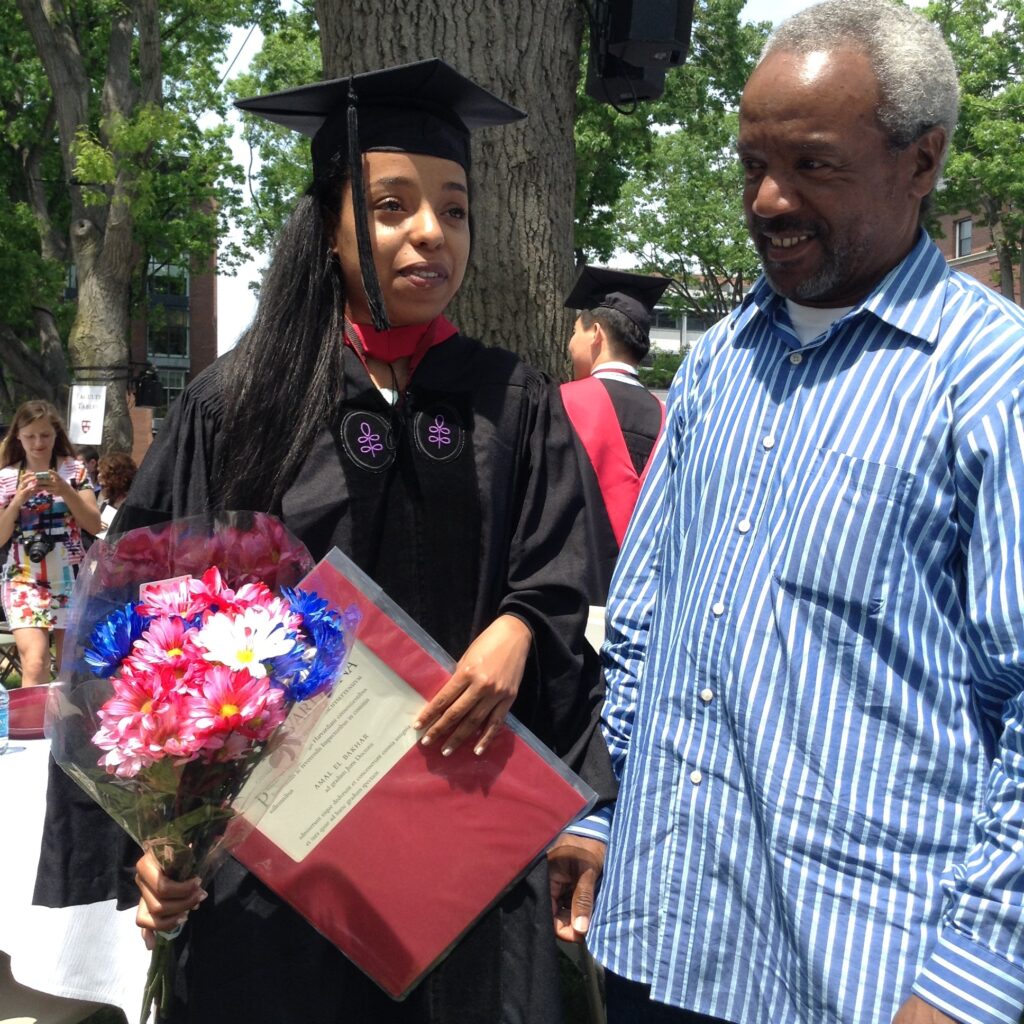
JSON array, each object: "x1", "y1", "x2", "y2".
[
  {"x1": 137, "y1": 576, "x2": 209, "y2": 620},
  {"x1": 187, "y1": 665, "x2": 286, "y2": 744},
  {"x1": 187, "y1": 566, "x2": 236, "y2": 616},
  {"x1": 131, "y1": 617, "x2": 203, "y2": 673},
  {"x1": 93, "y1": 666, "x2": 202, "y2": 775}
]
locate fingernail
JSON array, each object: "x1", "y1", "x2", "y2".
[
  {"x1": 412, "y1": 720, "x2": 423, "y2": 730},
  {"x1": 197, "y1": 890, "x2": 208, "y2": 902},
  {"x1": 474, "y1": 743, "x2": 485, "y2": 756},
  {"x1": 573, "y1": 916, "x2": 589, "y2": 932},
  {"x1": 441, "y1": 746, "x2": 453, "y2": 757},
  {"x1": 420, "y1": 734, "x2": 431, "y2": 746}
]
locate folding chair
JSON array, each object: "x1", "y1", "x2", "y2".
[{"x1": 0, "y1": 618, "x2": 20, "y2": 686}]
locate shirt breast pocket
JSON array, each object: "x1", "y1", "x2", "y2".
[{"x1": 771, "y1": 448, "x2": 913, "y2": 616}]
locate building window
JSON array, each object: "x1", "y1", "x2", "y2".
[
  {"x1": 147, "y1": 307, "x2": 190, "y2": 359},
  {"x1": 148, "y1": 261, "x2": 190, "y2": 298},
  {"x1": 955, "y1": 218, "x2": 973, "y2": 258},
  {"x1": 651, "y1": 308, "x2": 679, "y2": 331},
  {"x1": 156, "y1": 368, "x2": 187, "y2": 413}
]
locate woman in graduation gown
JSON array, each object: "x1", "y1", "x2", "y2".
[{"x1": 34, "y1": 59, "x2": 613, "y2": 1024}]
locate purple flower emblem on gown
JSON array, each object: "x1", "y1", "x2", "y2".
[
  {"x1": 341, "y1": 411, "x2": 396, "y2": 471},
  {"x1": 414, "y1": 404, "x2": 465, "y2": 463}
]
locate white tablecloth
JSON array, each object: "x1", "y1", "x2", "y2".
[{"x1": 1, "y1": 738, "x2": 150, "y2": 1021}]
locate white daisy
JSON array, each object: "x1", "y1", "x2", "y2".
[{"x1": 193, "y1": 607, "x2": 295, "y2": 676}]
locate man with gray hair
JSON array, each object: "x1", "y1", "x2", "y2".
[{"x1": 548, "y1": 2, "x2": 1024, "y2": 1022}]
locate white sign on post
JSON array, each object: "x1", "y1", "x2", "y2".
[{"x1": 68, "y1": 385, "x2": 107, "y2": 445}]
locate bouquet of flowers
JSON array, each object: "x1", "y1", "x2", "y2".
[{"x1": 46, "y1": 512, "x2": 360, "y2": 1023}]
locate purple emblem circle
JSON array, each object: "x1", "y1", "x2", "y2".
[{"x1": 340, "y1": 411, "x2": 396, "y2": 472}]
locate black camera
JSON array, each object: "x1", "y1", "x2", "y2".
[
  {"x1": 25, "y1": 532, "x2": 56, "y2": 563},
  {"x1": 20, "y1": 508, "x2": 67, "y2": 563}
]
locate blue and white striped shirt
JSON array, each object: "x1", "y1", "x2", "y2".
[{"x1": 584, "y1": 233, "x2": 1024, "y2": 1024}]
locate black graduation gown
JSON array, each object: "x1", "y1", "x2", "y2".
[
  {"x1": 568, "y1": 378, "x2": 663, "y2": 604},
  {"x1": 34, "y1": 335, "x2": 615, "y2": 1024}
]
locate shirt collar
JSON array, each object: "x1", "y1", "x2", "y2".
[
  {"x1": 593, "y1": 361, "x2": 640, "y2": 378},
  {"x1": 735, "y1": 229, "x2": 949, "y2": 348}
]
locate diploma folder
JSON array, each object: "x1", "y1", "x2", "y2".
[{"x1": 234, "y1": 548, "x2": 596, "y2": 999}]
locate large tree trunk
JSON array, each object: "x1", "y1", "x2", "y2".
[
  {"x1": 996, "y1": 241, "x2": 1016, "y2": 304},
  {"x1": 315, "y1": 0, "x2": 583, "y2": 378},
  {"x1": 16, "y1": 0, "x2": 151, "y2": 453},
  {"x1": 69, "y1": 217, "x2": 133, "y2": 451}
]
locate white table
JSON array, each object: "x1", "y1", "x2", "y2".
[{"x1": 1, "y1": 738, "x2": 150, "y2": 1022}]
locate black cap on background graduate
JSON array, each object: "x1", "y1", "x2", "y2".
[
  {"x1": 236, "y1": 59, "x2": 525, "y2": 331},
  {"x1": 564, "y1": 265, "x2": 673, "y2": 338}
]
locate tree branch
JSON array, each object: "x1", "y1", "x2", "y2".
[
  {"x1": 22, "y1": 102, "x2": 68, "y2": 264},
  {"x1": 16, "y1": 0, "x2": 91, "y2": 211},
  {"x1": 0, "y1": 322, "x2": 58, "y2": 402}
]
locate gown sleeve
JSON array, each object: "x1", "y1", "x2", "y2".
[
  {"x1": 498, "y1": 371, "x2": 618, "y2": 809},
  {"x1": 33, "y1": 364, "x2": 227, "y2": 909}
]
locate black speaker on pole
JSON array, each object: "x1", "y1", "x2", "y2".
[
  {"x1": 605, "y1": 0, "x2": 694, "y2": 68},
  {"x1": 585, "y1": 46, "x2": 667, "y2": 103}
]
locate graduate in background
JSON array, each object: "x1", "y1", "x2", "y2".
[{"x1": 561, "y1": 267, "x2": 671, "y2": 610}]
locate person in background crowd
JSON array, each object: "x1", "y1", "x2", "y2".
[
  {"x1": 551, "y1": 2, "x2": 1024, "y2": 1023},
  {"x1": 0, "y1": 401, "x2": 101, "y2": 684},
  {"x1": 561, "y1": 266, "x2": 670, "y2": 610},
  {"x1": 36, "y1": 60, "x2": 613, "y2": 1024},
  {"x1": 95, "y1": 452, "x2": 137, "y2": 538},
  {"x1": 77, "y1": 446, "x2": 102, "y2": 497}
]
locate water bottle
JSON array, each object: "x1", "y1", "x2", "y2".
[{"x1": 0, "y1": 681, "x2": 9, "y2": 754}]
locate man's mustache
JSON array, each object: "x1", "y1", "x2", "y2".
[{"x1": 747, "y1": 216, "x2": 821, "y2": 237}]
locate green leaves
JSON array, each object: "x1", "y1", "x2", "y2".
[
  {"x1": 928, "y1": 0, "x2": 1024, "y2": 298},
  {"x1": 576, "y1": 0, "x2": 768, "y2": 321},
  {"x1": 226, "y1": 6, "x2": 319, "y2": 256}
]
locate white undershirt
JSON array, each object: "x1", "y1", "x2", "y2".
[{"x1": 785, "y1": 300, "x2": 855, "y2": 346}]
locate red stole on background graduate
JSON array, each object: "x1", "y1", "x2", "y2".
[{"x1": 560, "y1": 375, "x2": 664, "y2": 548}]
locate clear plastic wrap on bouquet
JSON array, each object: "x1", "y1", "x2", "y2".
[{"x1": 44, "y1": 512, "x2": 361, "y2": 1022}]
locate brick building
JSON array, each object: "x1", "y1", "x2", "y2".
[
  {"x1": 934, "y1": 211, "x2": 1022, "y2": 307},
  {"x1": 127, "y1": 250, "x2": 218, "y2": 463}
]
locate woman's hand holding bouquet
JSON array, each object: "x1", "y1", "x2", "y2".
[{"x1": 46, "y1": 513, "x2": 360, "y2": 1023}]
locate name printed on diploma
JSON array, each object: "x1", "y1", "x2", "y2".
[{"x1": 248, "y1": 639, "x2": 424, "y2": 861}]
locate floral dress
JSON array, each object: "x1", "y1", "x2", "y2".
[{"x1": 0, "y1": 458, "x2": 88, "y2": 630}]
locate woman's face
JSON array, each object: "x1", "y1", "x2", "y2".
[
  {"x1": 334, "y1": 151, "x2": 471, "y2": 327},
  {"x1": 18, "y1": 417, "x2": 56, "y2": 465}
]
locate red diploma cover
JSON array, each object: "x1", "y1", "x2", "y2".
[{"x1": 234, "y1": 549, "x2": 596, "y2": 999}]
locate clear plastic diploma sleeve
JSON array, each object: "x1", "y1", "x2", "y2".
[{"x1": 233, "y1": 547, "x2": 597, "y2": 999}]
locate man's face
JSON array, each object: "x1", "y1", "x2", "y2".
[
  {"x1": 738, "y1": 48, "x2": 935, "y2": 308},
  {"x1": 568, "y1": 316, "x2": 598, "y2": 381}
]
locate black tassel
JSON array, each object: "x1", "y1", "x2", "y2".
[{"x1": 347, "y1": 83, "x2": 390, "y2": 332}]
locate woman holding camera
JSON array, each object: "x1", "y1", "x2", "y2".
[{"x1": 0, "y1": 400, "x2": 101, "y2": 686}]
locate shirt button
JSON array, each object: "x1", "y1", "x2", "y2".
[
  {"x1": 700, "y1": 688, "x2": 714, "y2": 703},
  {"x1": 789, "y1": 352, "x2": 803, "y2": 365},
  {"x1": 690, "y1": 769, "x2": 703, "y2": 785},
  {"x1": 737, "y1": 519, "x2": 751, "y2": 534},
  {"x1": 762, "y1": 435, "x2": 776, "y2": 450},
  {"x1": 711, "y1": 601, "x2": 725, "y2": 616}
]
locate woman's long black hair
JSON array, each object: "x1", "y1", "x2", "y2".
[{"x1": 218, "y1": 160, "x2": 349, "y2": 511}]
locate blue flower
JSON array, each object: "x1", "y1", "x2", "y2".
[
  {"x1": 272, "y1": 591, "x2": 359, "y2": 701},
  {"x1": 85, "y1": 603, "x2": 152, "y2": 676}
]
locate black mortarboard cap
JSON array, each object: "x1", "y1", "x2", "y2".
[
  {"x1": 236, "y1": 59, "x2": 525, "y2": 331},
  {"x1": 564, "y1": 265, "x2": 673, "y2": 337}
]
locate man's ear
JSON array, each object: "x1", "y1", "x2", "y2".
[
  {"x1": 909, "y1": 126, "x2": 947, "y2": 200},
  {"x1": 591, "y1": 321, "x2": 609, "y2": 358}
]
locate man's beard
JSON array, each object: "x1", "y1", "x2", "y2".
[{"x1": 749, "y1": 216, "x2": 868, "y2": 303}]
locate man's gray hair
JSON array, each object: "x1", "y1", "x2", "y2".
[{"x1": 764, "y1": 0, "x2": 959, "y2": 154}]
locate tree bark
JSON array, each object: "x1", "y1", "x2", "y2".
[
  {"x1": 315, "y1": 0, "x2": 583, "y2": 378},
  {"x1": 16, "y1": 0, "x2": 148, "y2": 453},
  {"x1": 0, "y1": 323, "x2": 59, "y2": 402}
]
